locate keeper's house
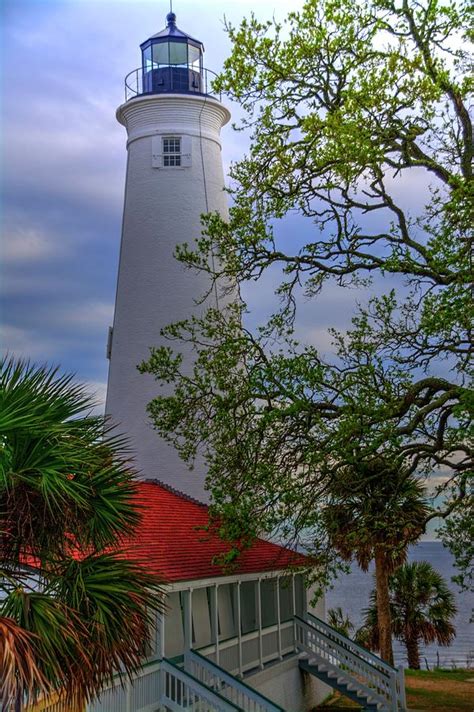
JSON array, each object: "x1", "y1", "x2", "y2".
[
  {"x1": 87, "y1": 481, "x2": 406, "y2": 712},
  {"x1": 89, "y1": 479, "x2": 328, "y2": 712}
]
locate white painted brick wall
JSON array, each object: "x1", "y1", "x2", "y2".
[{"x1": 106, "y1": 93, "x2": 230, "y2": 502}]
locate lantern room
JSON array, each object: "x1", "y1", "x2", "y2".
[{"x1": 140, "y1": 12, "x2": 204, "y2": 95}]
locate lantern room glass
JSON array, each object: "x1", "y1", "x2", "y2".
[
  {"x1": 141, "y1": 38, "x2": 203, "y2": 95},
  {"x1": 142, "y1": 40, "x2": 203, "y2": 70}
]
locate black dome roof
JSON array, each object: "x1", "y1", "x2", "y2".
[{"x1": 140, "y1": 12, "x2": 204, "y2": 49}]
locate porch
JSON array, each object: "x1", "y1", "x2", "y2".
[
  {"x1": 86, "y1": 571, "x2": 316, "y2": 712},
  {"x1": 85, "y1": 610, "x2": 407, "y2": 712},
  {"x1": 157, "y1": 571, "x2": 308, "y2": 674}
]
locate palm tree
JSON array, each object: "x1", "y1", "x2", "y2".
[
  {"x1": 0, "y1": 358, "x2": 164, "y2": 708},
  {"x1": 321, "y1": 457, "x2": 430, "y2": 665},
  {"x1": 358, "y1": 561, "x2": 457, "y2": 669},
  {"x1": 327, "y1": 607, "x2": 354, "y2": 638}
]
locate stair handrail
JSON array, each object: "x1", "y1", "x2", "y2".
[
  {"x1": 304, "y1": 612, "x2": 398, "y2": 676},
  {"x1": 295, "y1": 616, "x2": 403, "y2": 711},
  {"x1": 161, "y1": 658, "x2": 240, "y2": 711},
  {"x1": 185, "y1": 649, "x2": 285, "y2": 712}
]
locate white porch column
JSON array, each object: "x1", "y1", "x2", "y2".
[
  {"x1": 183, "y1": 588, "x2": 193, "y2": 650},
  {"x1": 257, "y1": 578, "x2": 263, "y2": 669},
  {"x1": 234, "y1": 581, "x2": 242, "y2": 676},
  {"x1": 292, "y1": 574, "x2": 297, "y2": 652},
  {"x1": 276, "y1": 576, "x2": 282, "y2": 660},
  {"x1": 156, "y1": 610, "x2": 165, "y2": 659},
  {"x1": 211, "y1": 584, "x2": 220, "y2": 665},
  {"x1": 125, "y1": 679, "x2": 132, "y2": 712}
]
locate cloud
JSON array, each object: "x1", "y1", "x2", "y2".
[
  {"x1": 295, "y1": 326, "x2": 338, "y2": 353},
  {"x1": 62, "y1": 301, "x2": 114, "y2": 331},
  {"x1": 0, "y1": 324, "x2": 59, "y2": 362},
  {"x1": 2, "y1": 226, "x2": 68, "y2": 265},
  {"x1": 0, "y1": 0, "x2": 305, "y2": 428}
]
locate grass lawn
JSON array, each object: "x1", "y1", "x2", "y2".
[
  {"x1": 315, "y1": 668, "x2": 474, "y2": 711},
  {"x1": 404, "y1": 668, "x2": 473, "y2": 710}
]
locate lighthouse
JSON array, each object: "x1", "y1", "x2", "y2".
[{"x1": 105, "y1": 12, "x2": 230, "y2": 502}]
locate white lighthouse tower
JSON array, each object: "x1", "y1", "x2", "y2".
[{"x1": 106, "y1": 12, "x2": 230, "y2": 502}]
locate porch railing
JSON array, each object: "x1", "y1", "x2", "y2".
[
  {"x1": 161, "y1": 658, "x2": 239, "y2": 712},
  {"x1": 295, "y1": 613, "x2": 406, "y2": 711},
  {"x1": 184, "y1": 650, "x2": 285, "y2": 712},
  {"x1": 197, "y1": 620, "x2": 295, "y2": 676},
  {"x1": 87, "y1": 659, "x2": 161, "y2": 712}
]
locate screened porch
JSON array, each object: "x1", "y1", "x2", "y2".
[{"x1": 155, "y1": 572, "x2": 307, "y2": 675}]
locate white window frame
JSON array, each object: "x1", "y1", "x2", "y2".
[{"x1": 162, "y1": 136, "x2": 181, "y2": 167}]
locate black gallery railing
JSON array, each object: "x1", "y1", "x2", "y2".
[{"x1": 124, "y1": 64, "x2": 221, "y2": 101}]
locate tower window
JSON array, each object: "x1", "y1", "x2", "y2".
[{"x1": 163, "y1": 137, "x2": 181, "y2": 167}]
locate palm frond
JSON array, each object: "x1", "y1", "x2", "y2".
[
  {"x1": 1, "y1": 358, "x2": 166, "y2": 702},
  {"x1": 0, "y1": 615, "x2": 50, "y2": 708}
]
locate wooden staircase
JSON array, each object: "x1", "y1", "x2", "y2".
[
  {"x1": 299, "y1": 656, "x2": 385, "y2": 710},
  {"x1": 295, "y1": 613, "x2": 407, "y2": 711}
]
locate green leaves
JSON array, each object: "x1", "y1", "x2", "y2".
[{"x1": 201, "y1": 0, "x2": 472, "y2": 323}]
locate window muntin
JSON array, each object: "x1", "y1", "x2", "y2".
[
  {"x1": 148, "y1": 41, "x2": 194, "y2": 67},
  {"x1": 163, "y1": 137, "x2": 181, "y2": 167}
]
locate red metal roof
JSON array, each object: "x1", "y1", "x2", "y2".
[{"x1": 121, "y1": 480, "x2": 308, "y2": 582}]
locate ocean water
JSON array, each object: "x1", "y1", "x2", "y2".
[{"x1": 325, "y1": 541, "x2": 474, "y2": 669}]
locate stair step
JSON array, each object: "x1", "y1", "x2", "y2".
[{"x1": 298, "y1": 646, "x2": 391, "y2": 711}]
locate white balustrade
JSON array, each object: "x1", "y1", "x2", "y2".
[
  {"x1": 184, "y1": 650, "x2": 284, "y2": 712},
  {"x1": 52, "y1": 609, "x2": 408, "y2": 712},
  {"x1": 160, "y1": 659, "x2": 238, "y2": 711},
  {"x1": 87, "y1": 660, "x2": 161, "y2": 712},
  {"x1": 87, "y1": 658, "x2": 238, "y2": 712}
]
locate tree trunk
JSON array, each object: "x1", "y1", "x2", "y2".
[
  {"x1": 374, "y1": 547, "x2": 394, "y2": 665},
  {"x1": 406, "y1": 634, "x2": 421, "y2": 669}
]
